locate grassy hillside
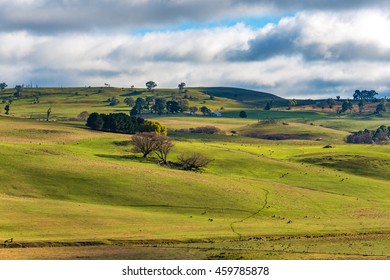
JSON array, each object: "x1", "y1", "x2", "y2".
[
  {"x1": 198, "y1": 87, "x2": 286, "y2": 106},
  {"x1": 0, "y1": 87, "x2": 389, "y2": 259}
]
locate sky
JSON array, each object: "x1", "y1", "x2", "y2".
[{"x1": 1, "y1": 0, "x2": 390, "y2": 98}]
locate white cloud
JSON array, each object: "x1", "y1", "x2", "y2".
[
  {"x1": 3, "y1": 0, "x2": 389, "y2": 34},
  {"x1": 2, "y1": 7, "x2": 390, "y2": 98},
  {"x1": 230, "y1": 9, "x2": 390, "y2": 62}
]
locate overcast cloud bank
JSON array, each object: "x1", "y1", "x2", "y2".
[{"x1": 1, "y1": 0, "x2": 390, "y2": 98}]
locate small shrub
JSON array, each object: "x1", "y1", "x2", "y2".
[
  {"x1": 177, "y1": 152, "x2": 213, "y2": 170},
  {"x1": 259, "y1": 118, "x2": 278, "y2": 125},
  {"x1": 77, "y1": 111, "x2": 90, "y2": 121},
  {"x1": 190, "y1": 126, "x2": 221, "y2": 134}
]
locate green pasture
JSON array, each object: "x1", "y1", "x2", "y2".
[{"x1": 0, "y1": 87, "x2": 389, "y2": 259}]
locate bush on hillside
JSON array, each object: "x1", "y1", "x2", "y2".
[
  {"x1": 239, "y1": 110, "x2": 247, "y2": 118},
  {"x1": 259, "y1": 118, "x2": 278, "y2": 126},
  {"x1": 189, "y1": 126, "x2": 221, "y2": 134},
  {"x1": 77, "y1": 111, "x2": 90, "y2": 121},
  {"x1": 177, "y1": 152, "x2": 213, "y2": 170}
]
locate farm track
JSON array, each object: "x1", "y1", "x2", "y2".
[{"x1": 230, "y1": 189, "x2": 269, "y2": 239}]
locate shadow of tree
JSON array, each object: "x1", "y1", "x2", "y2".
[{"x1": 95, "y1": 154, "x2": 143, "y2": 161}]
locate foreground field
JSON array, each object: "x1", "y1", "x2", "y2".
[{"x1": 0, "y1": 87, "x2": 389, "y2": 259}]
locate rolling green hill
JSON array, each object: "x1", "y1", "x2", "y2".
[
  {"x1": 0, "y1": 86, "x2": 389, "y2": 260},
  {"x1": 197, "y1": 87, "x2": 286, "y2": 106}
]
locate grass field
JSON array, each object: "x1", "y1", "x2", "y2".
[{"x1": 0, "y1": 87, "x2": 389, "y2": 259}]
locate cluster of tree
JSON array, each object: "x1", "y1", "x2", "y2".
[
  {"x1": 353, "y1": 90, "x2": 378, "y2": 101},
  {"x1": 86, "y1": 112, "x2": 167, "y2": 135},
  {"x1": 129, "y1": 96, "x2": 189, "y2": 116},
  {"x1": 339, "y1": 98, "x2": 387, "y2": 114},
  {"x1": 346, "y1": 125, "x2": 390, "y2": 144},
  {"x1": 131, "y1": 132, "x2": 212, "y2": 170}
]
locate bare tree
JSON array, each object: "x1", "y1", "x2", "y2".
[
  {"x1": 154, "y1": 134, "x2": 174, "y2": 164},
  {"x1": 131, "y1": 132, "x2": 158, "y2": 158},
  {"x1": 177, "y1": 152, "x2": 213, "y2": 170}
]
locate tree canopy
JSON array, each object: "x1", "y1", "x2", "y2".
[
  {"x1": 178, "y1": 82, "x2": 186, "y2": 93},
  {"x1": 353, "y1": 90, "x2": 378, "y2": 101},
  {"x1": 375, "y1": 99, "x2": 387, "y2": 114},
  {"x1": 146, "y1": 81, "x2": 157, "y2": 92},
  {"x1": 346, "y1": 125, "x2": 390, "y2": 144},
  {"x1": 239, "y1": 110, "x2": 247, "y2": 118},
  {"x1": 0, "y1": 82, "x2": 7, "y2": 91},
  {"x1": 86, "y1": 112, "x2": 166, "y2": 135}
]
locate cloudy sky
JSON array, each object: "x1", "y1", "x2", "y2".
[{"x1": 1, "y1": 0, "x2": 390, "y2": 98}]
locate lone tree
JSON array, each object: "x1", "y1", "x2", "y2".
[
  {"x1": 154, "y1": 134, "x2": 174, "y2": 164},
  {"x1": 177, "y1": 152, "x2": 213, "y2": 171},
  {"x1": 46, "y1": 107, "x2": 52, "y2": 122},
  {"x1": 264, "y1": 101, "x2": 272, "y2": 110},
  {"x1": 178, "y1": 82, "x2": 186, "y2": 93},
  {"x1": 4, "y1": 104, "x2": 10, "y2": 114},
  {"x1": 146, "y1": 81, "x2": 157, "y2": 92},
  {"x1": 0, "y1": 82, "x2": 7, "y2": 91},
  {"x1": 14, "y1": 85, "x2": 22, "y2": 97},
  {"x1": 131, "y1": 132, "x2": 158, "y2": 158},
  {"x1": 239, "y1": 110, "x2": 247, "y2": 118},
  {"x1": 376, "y1": 99, "x2": 387, "y2": 114},
  {"x1": 288, "y1": 99, "x2": 297, "y2": 109}
]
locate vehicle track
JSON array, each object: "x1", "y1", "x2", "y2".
[{"x1": 230, "y1": 189, "x2": 269, "y2": 239}]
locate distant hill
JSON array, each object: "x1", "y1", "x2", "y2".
[{"x1": 196, "y1": 87, "x2": 286, "y2": 106}]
